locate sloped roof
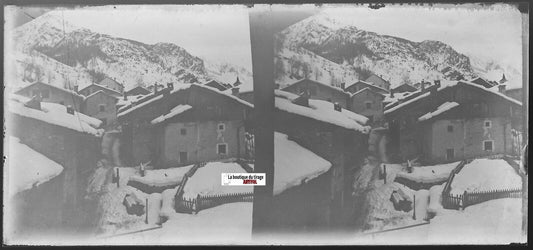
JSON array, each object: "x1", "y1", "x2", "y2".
[
  {"x1": 15, "y1": 81, "x2": 84, "y2": 100},
  {"x1": 384, "y1": 80, "x2": 522, "y2": 116},
  {"x1": 79, "y1": 83, "x2": 122, "y2": 97},
  {"x1": 85, "y1": 90, "x2": 119, "y2": 100},
  {"x1": 282, "y1": 78, "x2": 348, "y2": 96},
  {"x1": 275, "y1": 90, "x2": 370, "y2": 133},
  {"x1": 345, "y1": 80, "x2": 390, "y2": 94}
]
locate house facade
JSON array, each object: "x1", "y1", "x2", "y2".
[
  {"x1": 82, "y1": 90, "x2": 119, "y2": 127},
  {"x1": 348, "y1": 87, "x2": 386, "y2": 125},
  {"x1": 365, "y1": 74, "x2": 391, "y2": 91},
  {"x1": 384, "y1": 80, "x2": 523, "y2": 164},
  {"x1": 281, "y1": 79, "x2": 350, "y2": 108},
  {"x1": 118, "y1": 83, "x2": 253, "y2": 168},
  {"x1": 15, "y1": 81, "x2": 84, "y2": 111}
]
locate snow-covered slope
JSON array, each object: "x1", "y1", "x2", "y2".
[
  {"x1": 276, "y1": 14, "x2": 493, "y2": 88},
  {"x1": 5, "y1": 11, "x2": 253, "y2": 92}
]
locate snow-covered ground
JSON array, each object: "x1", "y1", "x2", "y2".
[
  {"x1": 450, "y1": 158, "x2": 522, "y2": 195},
  {"x1": 182, "y1": 162, "x2": 252, "y2": 200},
  {"x1": 5, "y1": 136, "x2": 64, "y2": 197},
  {"x1": 94, "y1": 202, "x2": 253, "y2": 245}
]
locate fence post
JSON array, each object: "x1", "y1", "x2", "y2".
[
  {"x1": 462, "y1": 191, "x2": 467, "y2": 210},
  {"x1": 145, "y1": 198, "x2": 149, "y2": 224},
  {"x1": 384, "y1": 165, "x2": 387, "y2": 184},
  {"x1": 412, "y1": 194, "x2": 416, "y2": 220},
  {"x1": 117, "y1": 168, "x2": 120, "y2": 188}
]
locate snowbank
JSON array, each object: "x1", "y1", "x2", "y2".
[
  {"x1": 427, "y1": 183, "x2": 446, "y2": 216},
  {"x1": 450, "y1": 159, "x2": 522, "y2": 195},
  {"x1": 6, "y1": 136, "x2": 64, "y2": 196},
  {"x1": 427, "y1": 198, "x2": 524, "y2": 244},
  {"x1": 396, "y1": 161, "x2": 459, "y2": 184},
  {"x1": 275, "y1": 90, "x2": 370, "y2": 133},
  {"x1": 274, "y1": 132, "x2": 332, "y2": 195},
  {"x1": 8, "y1": 94, "x2": 103, "y2": 136},
  {"x1": 99, "y1": 202, "x2": 253, "y2": 245},
  {"x1": 150, "y1": 105, "x2": 192, "y2": 125},
  {"x1": 414, "y1": 189, "x2": 430, "y2": 221},
  {"x1": 129, "y1": 165, "x2": 194, "y2": 188},
  {"x1": 182, "y1": 162, "x2": 252, "y2": 199}
]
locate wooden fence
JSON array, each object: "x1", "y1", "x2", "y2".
[
  {"x1": 441, "y1": 158, "x2": 522, "y2": 209},
  {"x1": 177, "y1": 192, "x2": 253, "y2": 214}
]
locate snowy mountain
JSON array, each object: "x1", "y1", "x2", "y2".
[
  {"x1": 6, "y1": 11, "x2": 253, "y2": 92},
  {"x1": 276, "y1": 14, "x2": 480, "y2": 88}
]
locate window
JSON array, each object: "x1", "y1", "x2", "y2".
[
  {"x1": 446, "y1": 148, "x2": 455, "y2": 160},
  {"x1": 99, "y1": 104, "x2": 106, "y2": 112},
  {"x1": 179, "y1": 152, "x2": 188, "y2": 163},
  {"x1": 447, "y1": 125, "x2": 454, "y2": 132},
  {"x1": 483, "y1": 140, "x2": 494, "y2": 152},
  {"x1": 484, "y1": 120, "x2": 492, "y2": 128},
  {"x1": 41, "y1": 89, "x2": 50, "y2": 98},
  {"x1": 217, "y1": 143, "x2": 228, "y2": 155},
  {"x1": 217, "y1": 123, "x2": 225, "y2": 131},
  {"x1": 365, "y1": 102, "x2": 372, "y2": 109},
  {"x1": 180, "y1": 128, "x2": 187, "y2": 135}
]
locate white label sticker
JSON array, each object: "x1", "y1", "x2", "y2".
[{"x1": 221, "y1": 173, "x2": 266, "y2": 186}]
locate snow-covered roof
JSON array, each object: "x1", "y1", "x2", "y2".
[
  {"x1": 384, "y1": 80, "x2": 522, "y2": 116},
  {"x1": 6, "y1": 136, "x2": 64, "y2": 196},
  {"x1": 345, "y1": 80, "x2": 389, "y2": 93},
  {"x1": 182, "y1": 162, "x2": 252, "y2": 199},
  {"x1": 274, "y1": 132, "x2": 332, "y2": 195},
  {"x1": 79, "y1": 83, "x2": 122, "y2": 96},
  {"x1": 283, "y1": 78, "x2": 347, "y2": 95},
  {"x1": 15, "y1": 81, "x2": 84, "y2": 99},
  {"x1": 383, "y1": 91, "x2": 413, "y2": 104},
  {"x1": 118, "y1": 83, "x2": 253, "y2": 119},
  {"x1": 117, "y1": 84, "x2": 192, "y2": 118},
  {"x1": 116, "y1": 94, "x2": 147, "y2": 109},
  {"x1": 275, "y1": 90, "x2": 370, "y2": 133},
  {"x1": 150, "y1": 105, "x2": 193, "y2": 125},
  {"x1": 418, "y1": 102, "x2": 460, "y2": 122},
  {"x1": 7, "y1": 94, "x2": 104, "y2": 136},
  {"x1": 349, "y1": 86, "x2": 385, "y2": 98},
  {"x1": 85, "y1": 89, "x2": 119, "y2": 100}
]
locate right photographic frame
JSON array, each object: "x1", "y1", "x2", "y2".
[{"x1": 250, "y1": 2, "x2": 528, "y2": 245}]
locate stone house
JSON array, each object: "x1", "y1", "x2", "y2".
[
  {"x1": 384, "y1": 80, "x2": 523, "y2": 164},
  {"x1": 117, "y1": 83, "x2": 254, "y2": 168},
  {"x1": 348, "y1": 87, "x2": 386, "y2": 125},
  {"x1": 81, "y1": 90, "x2": 119, "y2": 127},
  {"x1": 6, "y1": 94, "x2": 103, "y2": 232},
  {"x1": 274, "y1": 90, "x2": 370, "y2": 228},
  {"x1": 15, "y1": 81, "x2": 84, "y2": 112}
]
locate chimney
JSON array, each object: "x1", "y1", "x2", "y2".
[
  {"x1": 390, "y1": 89, "x2": 394, "y2": 98},
  {"x1": 334, "y1": 102, "x2": 342, "y2": 112},
  {"x1": 73, "y1": 85, "x2": 79, "y2": 93},
  {"x1": 154, "y1": 84, "x2": 159, "y2": 94},
  {"x1": 123, "y1": 92, "x2": 128, "y2": 101},
  {"x1": 421, "y1": 81, "x2": 426, "y2": 92},
  {"x1": 434, "y1": 80, "x2": 441, "y2": 88},
  {"x1": 66, "y1": 105, "x2": 75, "y2": 115},
  {"x1": 167, "y1": 82, "x2": 173, "y2": 91},
  {"x1": 498, "y1": 84, "x2": 506, "y2": 94},
  {"x1": 231, "y1": 87, "x2": 240, "y2": 96},
  {"x1": 340, "y1": 82, "x2": 346, "y2": 90}
]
